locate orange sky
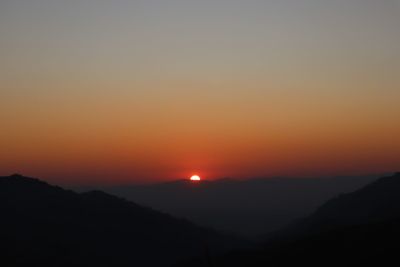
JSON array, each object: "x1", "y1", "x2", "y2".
[{"x1": 1, "y1": 1, "x2": 399, "y2": 184}]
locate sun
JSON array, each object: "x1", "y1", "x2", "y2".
[{"x1": 190, "y1": 175, "x2": 201, "y2": 181}]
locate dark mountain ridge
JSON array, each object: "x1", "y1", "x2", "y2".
[
  {"x1": 280, "y1": 172, "x2": 400, "y2": 237},
  {"x1": 0, "y1": 174, "x2": 244, "y2": 267},
  {"x1": 315, "y1": 172, "x2": 400, "y2": 221},
  {"x1": 177, "y1": 172, "x2": 400, "y2": 266}
]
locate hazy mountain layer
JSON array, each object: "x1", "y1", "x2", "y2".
[{"x1": 102, "y1": 176, "x2": 378, "y2": 237}]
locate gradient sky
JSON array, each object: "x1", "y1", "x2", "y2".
[{"x1": 1, "y1": 0, "x2": 399, "y2": 185}]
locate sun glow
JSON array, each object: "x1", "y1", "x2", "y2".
[{"x1": 190, "y1": 175, "x2": 201, "y2": 181}]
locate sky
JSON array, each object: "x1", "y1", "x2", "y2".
[{"x1": 1, "y1": 0, "x2": 399, "y2": 185}]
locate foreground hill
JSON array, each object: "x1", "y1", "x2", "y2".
[
  {"x1": 101, "y1": 176, "x2": 377, "y2": 237},
  {"x1": 177, "y1": 172, "x2": 400, "y2": 266},
  {"x1": 0, "y1": 174, "x2": 243, "y2": 267},
  {"x1": 280, "y1": 172, "x2": 400, "y2": 236}
]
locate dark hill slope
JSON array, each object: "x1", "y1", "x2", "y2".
[
  {"x1": 284, "y1": 172, "x2": 400, "y2": 236},
  {"x1": 0, "y1": 174, "x2": 243, "y2": 267},
  {"x1": 177, "y1": 172, "x2": 400, "y2": 267}
]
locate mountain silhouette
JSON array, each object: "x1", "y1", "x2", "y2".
[
  {"x1": 0, "y1": 174, "x2": 244, "y2": 267},
  {"x1": 176, "y1": 172, "x2": 400, "y2": 267},
  {"x1": 279, "y1": 172, "x2": 400, "y2": 236},
  {"x1": 100, "y1": 175, "x2": 377, "y2": 237}
]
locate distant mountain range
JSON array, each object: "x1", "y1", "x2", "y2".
[
  {"x1": 0, "y1": 174, "x2": 244, "y2": 267},
  {"x1": 98, "y1": 175, "x2": 379, "y2": 237},
  {"x1": 176, "y1": 172, "x2": 400, "y2": 267},
  {"x1": 3, "y1": 172, "x2": 399, "y2": 267}
]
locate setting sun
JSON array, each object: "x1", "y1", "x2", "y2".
[{"x1": 190, "y1": 175, "x2": 201, "y2": 181}]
